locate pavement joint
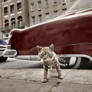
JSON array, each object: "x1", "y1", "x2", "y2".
[
  {"x1": 47, "y1": 81, "x2": 61, "y2": 92},
  {"x1": 61, "y1": 69, "x2": 72, "y2": 79}
]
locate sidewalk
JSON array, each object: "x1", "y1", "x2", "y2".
[{"x1": 0, "y1": 69, "x2": 92, "y2": 92}]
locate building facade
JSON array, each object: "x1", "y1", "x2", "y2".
[
  {"x1": 0, "y1": 0, "x2": 76, "y2": 39},
  {"x1": 0, "y1": 0, "x2": 3, "y2": 39},
  {"x1": 0, "y1": 7, "x2": 1, "y2": 30},
  {"x1": 29, "y1": 0, "x2": 76, "y2": 26},
  {"x1": 66, "y1": 0, "x2": 77, "y2": 9},
  {"x1": 0, "y1": 0, "x2": 29, "y2": 39},
  {"x1": 68, "y1": 0, "x2": 92, "y2": 12}
]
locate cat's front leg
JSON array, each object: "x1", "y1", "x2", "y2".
[{"x1": 42, "y1": 65, "x2": 48, "y2": 83}]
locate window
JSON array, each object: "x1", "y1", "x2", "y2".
[
  {"x1": 38, "y1": 15, "x2": 42, "y2": 23},
  {"x1": 4, "y1": 7, "x2": 8, "y2": 15},
  {"x1": 62, "y1": 8, "x2": 67, "y2": 11},
  {"x1": 54, "y1": 10, "x2": 58, "y2": 17},
  {"x1": 62, "y1": 0, "x2": 66, "y2": 3},
  {"x1": 45, "y1": 0, "x2": 49, "y2": 8},
  {"x1": 11, "y1": 18, "x2": 16, "y2": 28},
  {"x1": 17, "y1": 16, "x2": 23, "y2": 25},
  {"x1": 17, "y1": 2, "x2": 22, "y2": 11},
  {"x1": 45, "y1": 12, "x2": 50, "y2": 20},
  {"x1": 62, "y1": 0, "x2": 66, "y2": 5},
  {"x1": 10, "y1": 5, "x2": 14, "y2": 13},
  {"x1": 5, "y1": 33, "x2": 9, "y2": 38},
  {"x1": 53, "y1": 0, "x2": 57, "y2": 4},
  {"x1": 31, "y1": 3, "x2": 34, "y2": 12},
  {"x1": 31, "y1": 16, "x2": 35, "y2": 25},
  {"x1": 4, "y1": 20, "x2": 9, "y2": 28},
  {"x1": 3, "y1": 33, "x2": 9, "y2": 39},
  {"x1": 37, "y1": 1, "x2": 41, "y2": 11},
  {"x1": 62, "y1": 3, "x2": 66, "y2": 5}
]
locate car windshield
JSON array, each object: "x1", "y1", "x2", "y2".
[{"x1": 0, "y1": 39, "x2": 7, "y2": 45}]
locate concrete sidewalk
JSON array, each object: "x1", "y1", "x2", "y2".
[{"x1": 0, "y1": 69, "x2": 92, "y2": 92}]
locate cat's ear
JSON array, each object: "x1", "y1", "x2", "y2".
[
  {"x1": 37, "y1": 45, "x2": 42, "y2": 51},
  {"x1": 49, "y1": 44, "x2": 54, "y2": 51}
]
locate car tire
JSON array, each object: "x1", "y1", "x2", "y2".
[
  {"x1": 71, "y1": 57, "x2": 81, "y2": 69},
  {"x1": 0, "y1": 57, "x2": 8, "y2": 62},
  {"x1": 59, "y1": 57, "x2": 81, "y2": 69}
]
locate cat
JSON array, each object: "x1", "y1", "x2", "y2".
[{"x1": 37, "y1": 44, "x2": 63, "y2": 83}]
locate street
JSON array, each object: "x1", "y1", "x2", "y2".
[
  {"x1": 0, "y1": 57, "x2": 91, "y2": 92},
  {"x1": 0, "y1": 0, "x2": 92, "y2": 91},
  {"x1": 0, "y1": 69, "x2": 92, "y2": 92}
]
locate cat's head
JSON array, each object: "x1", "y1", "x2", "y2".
[{"x1": 37, "y1": 44, "x2": 54, "y2": 59}]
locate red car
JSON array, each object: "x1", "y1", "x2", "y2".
[{"x1": 9, "y1": 8, "x2": 92, "y2": 69}]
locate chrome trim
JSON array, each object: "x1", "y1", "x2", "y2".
[
  {"x1": 15, "y1": 54, "x2": 92, "y2": 62},
  {"x1": 59, "y1": 54, "x2": 92, "y2": 61},
  {"x1": 2, "y1": 49, "x2": 17, "y2": 57}
]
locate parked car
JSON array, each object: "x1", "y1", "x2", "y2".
[
  {"x1": 0, "y1": 39, "x2": 17, "y2": 62},
  {"x1": 8, "y1": 8, "x2": 92, "y2": 68}
]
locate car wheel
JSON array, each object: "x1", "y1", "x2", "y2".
[
  {"x1": 71, "y1": 57, "x2": 81, "y2": 69},
  {"x1": 59, "y1": 57, "x2": 81, "y2": 69},
  {"x1": 0, "y1": 57, "x2": 8, "y2": 62}
]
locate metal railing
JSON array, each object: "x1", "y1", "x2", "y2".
[{"x1": 0, "y1": 23, "x2": 25, "y2": 33}]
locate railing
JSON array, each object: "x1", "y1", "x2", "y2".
[{"x1": 0, "y1": 23, "x2": 25, "y2": 33}]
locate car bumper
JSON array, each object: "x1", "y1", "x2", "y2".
[{"x1": 0, "y1": 49, "x2": 17, "y2": 57}]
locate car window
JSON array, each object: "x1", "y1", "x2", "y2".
[{"x1": 0, "y1": 39, "x2": 7, "y2": 45}]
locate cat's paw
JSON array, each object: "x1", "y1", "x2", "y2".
[
  {"x1": 42, "y1": 79, "x2": 48, "y2": 83},
  {"x1": 58, "y1": 76, "x2": 63, "y2": 79}
]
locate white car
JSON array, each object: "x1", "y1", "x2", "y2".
[{"x1": 0, "y1": 39, "x2": 17, "y2": 62}]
